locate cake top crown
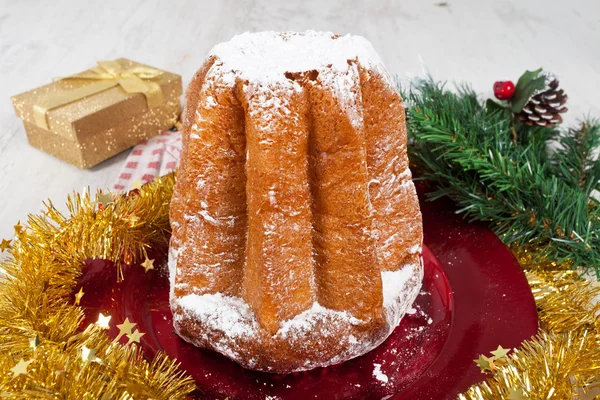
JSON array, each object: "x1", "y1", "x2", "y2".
[{"x1": 208, "y1": 31, "x2": 388, "y2": 84}]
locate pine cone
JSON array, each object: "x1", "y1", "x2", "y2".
[{"x1": 518, "y1": 75, "x2": 568, "y2": 127}]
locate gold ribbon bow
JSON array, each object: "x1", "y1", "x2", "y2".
[{"x1": 33, "y1": 60, "x2": 163, "y2": 130}]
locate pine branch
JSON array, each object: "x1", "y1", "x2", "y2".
[
  {"x1": 551, "y1": 121, "x2": 600, "y2": 196},
  {"x1": 401, "y1": 78, "x2": 600, "y2": 277}
]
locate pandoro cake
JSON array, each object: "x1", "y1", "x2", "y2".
[{"x1": 169, "y1": 31, "x2": 423, "y2": 373}]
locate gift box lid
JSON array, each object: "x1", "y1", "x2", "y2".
[{"x1": 11, "y1": 58, "x2": 182, "y2": 142}]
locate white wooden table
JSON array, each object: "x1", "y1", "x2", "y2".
[{"x1": 0, "y1": 0, "x2": 599, "y2": 240}]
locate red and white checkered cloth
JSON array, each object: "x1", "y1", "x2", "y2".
[{"x1": 113, "y1": 130, "x2": 182, "y2": 192}]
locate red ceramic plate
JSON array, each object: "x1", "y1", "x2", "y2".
[{"x1": 78, "y1": 185, "x2": 538, "y2": 399}]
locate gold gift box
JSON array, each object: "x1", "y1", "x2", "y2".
[{"x1": 11, "y1": 58, "x2": 182, "y2": 169}]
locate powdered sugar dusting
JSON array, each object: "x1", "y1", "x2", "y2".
[
  {"x1": 382, "y1": 263, "x2": 418, "y2": 325},
  {"x1": 172, "y1": 253, "x2": 422, "y2": 370},
  {"x1": 177, "y1": 292, "x2": 258, "y2": 338},
  {"x1": 205, "y1": 31, "x2": 392, "y2": 130},
  {"x1": 317, "y1": 59, "x2": 365, "y2": 130},
  {"x1": 175, "y1": 263, "x2": 418, "y2": 342},
  {"x1": 277, "y1": 302, "x2": 364, "y2": 339},
  {"x1": 168, "y1": 247, "x2": 179, "y2": 300},
  {"x1": 409, "y1": 244, "x2": 422, "y2": 254},
  {"x1": 208, "y1": 31, "x2": 391, "y2": 85},
  {"x1": 373, "y1": 363, "x2": 389, "y2": 383}
]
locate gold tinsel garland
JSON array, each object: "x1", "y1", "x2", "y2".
[
  {"x1": 1, "y1": 172, "x2": 599, "y2": 399},
  {"x1": 0, "y1": 173, "x2": 195, "y2": 399},
  {"x1": 460, "y1": 247, "x2": 600, "y2": 400}
]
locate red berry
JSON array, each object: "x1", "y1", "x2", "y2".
[{"x1": 493, "y1": 80, "x2": 515, "y2": 100}]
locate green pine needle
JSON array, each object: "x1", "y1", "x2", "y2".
[{"x1": 400, "y1": 78, "x2": 600, "y2": 278}]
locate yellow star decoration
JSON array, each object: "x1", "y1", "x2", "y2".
[
  {"x1": 115, "y1": 317, "x2": 137, "y2": 342},
  {"x1": 0, "y1": 238, "x2": 11, "y2": 252},
  {"x1": 131, "y1": 180, "x2": 143, "y2": 190},
  {"x1": 127, "y1": 329, "x2": 145, "y2": 345},
  {"x1": 81, "y1": 345, "x2": 101, "y2": 363},
  {"x1": 74, "y1": 287, "x2": 85, "y2": 306},
  {"x1": 474, "y1": 345, "x2": 513, "y2": 373},
  {"x1": 29, "y1": 334, "x2": 40, "y2": 350},
  {"x1": 141, "y1": 257, "x2": 155, "y2": 273},
  {"x1": 490, "y1": 345, "x2": 511, "y2": 359},
  {"x1": 10, "y1": 358, "x2": 33, "y2": 377},
  {"x1": 97, "y1": 192, "x2": 114, "y2": 208},
  {"x1": 474, "y1": 354, "x2": 494, "y2": 372},
  {"x1": 96, "y1": 313, "x2": 112, "y2": 330},
  {"x1": 13, "y1": 221, "x2": 22, "y2": 235}
]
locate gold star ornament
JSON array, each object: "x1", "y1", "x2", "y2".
[
  {"x1": 74, "y1": 287, "x2": 85, "y2": 305},
  {"x1": 96, "y1": 313, "x2": 111, "y2": 329},
  {"x1": 490, "y1": 345, "x2": 511, "y2": 359},
  {"x1": 474, "y1": 354, "x2": 494, "y2": 372},
  {"x1": 0, "y1": 238, "x2": 11, "y2": 252},
  {"x1": 97, "y1": 192, "x2": 114, "y2": 208},
  {"x1": 116, "y1": 317, "x2": 137, "y2": 342},
  {"x1": 10, "y1": 358, "x2": 33, "y2": 377},
  {"x1": 127, "y1": 329, "x2": 145, "y2": 345},
  {"x1": 474, "y1": 345, "x2": 513, "y2": 373},
  {"x1": 81, "y1": 345, "x2": 101, "y2": 363},
  {"x1": 13, "y1": 221, "x2": 23, "y2": 235},
  {"x1": 141, "y1": 257, "x2": 155, "y2": 273}
]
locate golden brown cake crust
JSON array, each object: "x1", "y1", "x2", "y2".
[{"x1": 169, "y1": 31, "x2": 423, "y2": 373}]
